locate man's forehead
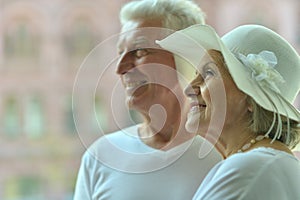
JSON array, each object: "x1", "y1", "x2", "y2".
[
  {"x1": 117, "y1": 30, "x2": 159, "y2": 49},
  {"x1": 130, "y1": 35, "x2": 151, "y2": 46}
]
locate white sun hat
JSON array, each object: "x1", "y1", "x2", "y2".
[{"x1": 156, "y1": 24, "x2": 300, "y2": 124}]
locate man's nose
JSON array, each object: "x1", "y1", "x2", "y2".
[{"x1": 116, "y1": 53, "x2": 135, "y2": 75}]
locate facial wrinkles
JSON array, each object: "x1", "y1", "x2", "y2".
[
  {"x1": 118, "y1": 46, "x2": 173, "y2": 104},
  {"x1": 192, "y1": 62, "x2": 217, "y2": 97},
  {"x1": 133, "y1": 36, "x2": 150, "y2": 49},
  {"x1": 207, "y1": 58, "x2": 248, "y2": 129},
  {"x1": 194, "y1": 60, "x2": 224, "y2": 119},
  {"x1": 118, "y1": 35, "x2": 148, "y2": 56},
  {"x1": 117, "y1": 41, "x2": 144, "y2": 96},
  {"x1": 117, "y1": 32, "x2": 151, "y2": 74}
]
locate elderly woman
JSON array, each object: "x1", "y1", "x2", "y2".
[{"x1": 157, "y1": 24, "x2": 300, "y2": 199}]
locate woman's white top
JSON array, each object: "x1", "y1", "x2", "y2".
[{"x1": 193, "y1": 147, "x2": 300, "y2": 200}]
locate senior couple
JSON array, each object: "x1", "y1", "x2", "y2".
[{"x1": 74, "y1": 0, "x2": 300, "y2": 199}]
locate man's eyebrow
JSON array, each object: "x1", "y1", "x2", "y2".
[
  {"x1": 117, "y1": 36, "x2": 150, "y2": 54},
  {"x1": 133, "y1": 36, "x2": 150, "y2": 47}
]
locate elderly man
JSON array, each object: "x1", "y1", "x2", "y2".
[{"x1": 74, "y1": 1, "x2": 222, "y2": 199}]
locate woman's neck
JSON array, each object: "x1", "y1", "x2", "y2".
[
  {"x1": 218, "y1": 126, "x2": 293, "y2": 158},
  {"x1": 214, "y1": 123, "x2": 253, "y2": 158}
]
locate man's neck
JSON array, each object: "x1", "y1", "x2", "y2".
[{"x1": 138, "y1": 113, "x2": 194, "y2": 150}]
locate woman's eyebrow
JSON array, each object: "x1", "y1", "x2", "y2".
[{"x1": 199, "y1": 61, "x2": 216, "y2": 71}]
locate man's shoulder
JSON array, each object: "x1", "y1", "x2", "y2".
[
  {"x1": 93, "y1": 124, "x2": 139, "y2": 144},
  {"x1": 84, "y1": 124, "x2": 140, "y2": 155}
]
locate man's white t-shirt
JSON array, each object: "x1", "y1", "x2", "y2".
[
  {"x1": 193, "y1": 147, "x2": 300, "y2": 200},
  {"x1": 74, "y1": 125, "x2": 222, "y2": 200}
]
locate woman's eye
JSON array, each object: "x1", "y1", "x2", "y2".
[
  {"x1": 204, "y1": 69, "x2": 215, "y2": 78},
  {"x1": 201, "y1": 68, "x2": 216, "y2": 80},
  {"x1": 201, "y1": 62, "x2": 217, "y2": 79},
  {"x1": 134, "y1": 48, "x2": 149, "y2": 58}
]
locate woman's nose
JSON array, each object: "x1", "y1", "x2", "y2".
[{"x1": 184, "y1": 84, "x2": 200, "y2": 97}]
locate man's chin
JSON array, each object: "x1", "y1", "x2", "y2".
[
  {"x1": 126, "y1": 97, "x2": 134, "y2": 108},
  {"x1": 126, "y1": 96, "x2": 144, "y2": 111}
]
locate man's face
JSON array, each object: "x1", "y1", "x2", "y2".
[{"x1": 116, "y1": 19, "x2": 178, "y2": 114}]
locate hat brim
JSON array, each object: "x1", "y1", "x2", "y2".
[{"x1": 156, "y1": 24, "x2": 300, "y2": 121}]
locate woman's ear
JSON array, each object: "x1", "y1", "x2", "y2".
[
  {"x1": 246, "y1": 96, "x2": 253, "y2": 112},
  {"x1": 248, "y1": 105, "x2": 253, "y2": 112},
  {"x1": 247, "y1": 97, "x2": 253, "y2": 112}
]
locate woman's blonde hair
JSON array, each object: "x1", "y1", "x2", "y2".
[{"x1": 247, "y1": 98, "x2": 300, "y2": 149}]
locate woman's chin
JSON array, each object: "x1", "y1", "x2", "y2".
[{"x1": 185, "y1": 112, "x2": 201, "y2": 134}]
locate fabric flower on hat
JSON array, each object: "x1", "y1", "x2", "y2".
[{"x1": 238, "y1": 50, "x2": 285, "y2": 93}]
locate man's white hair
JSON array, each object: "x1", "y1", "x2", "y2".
[{"x1": 120, "y1": 0, "x2": 206, "y2": 85}]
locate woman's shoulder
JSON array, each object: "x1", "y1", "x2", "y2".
[
  {"x1": 193, "y1": 149, "x2": 300, "y2": 200},
  {"x1": 218, "y1": 147, "x2": 299, "y2": 174}
]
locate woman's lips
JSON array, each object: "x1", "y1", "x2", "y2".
[{"x1": 189, "y1": 102, "x2": 206, "y2": 113}]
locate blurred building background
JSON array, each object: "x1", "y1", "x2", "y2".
[{"x1": 0, "y1": 0, "x2": 299, "y2": 199}]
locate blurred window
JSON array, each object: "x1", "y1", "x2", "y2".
[
  {"x1": 4, "y1": 176, "x2": 44, "y2": 200},
  {"x1": 4, "y1": 18, "x2": 40, "y2": 60},
  {"x1": 64, "y1": 16, "x2": 96, "y2": 58},
  {"x1": 4, "y1": 97, "x2": 21, "y2": 137},
  {"x1": 24, "y1": 96, "x2": 45, "y2": 138}
]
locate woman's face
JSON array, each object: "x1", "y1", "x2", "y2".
[{"x1": 184, "y1": 50, "x2": 249, "y2": 139}]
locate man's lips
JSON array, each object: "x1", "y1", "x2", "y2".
[{"x1": 124, "y1": 80, "x2": 148, "y2": 95}]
